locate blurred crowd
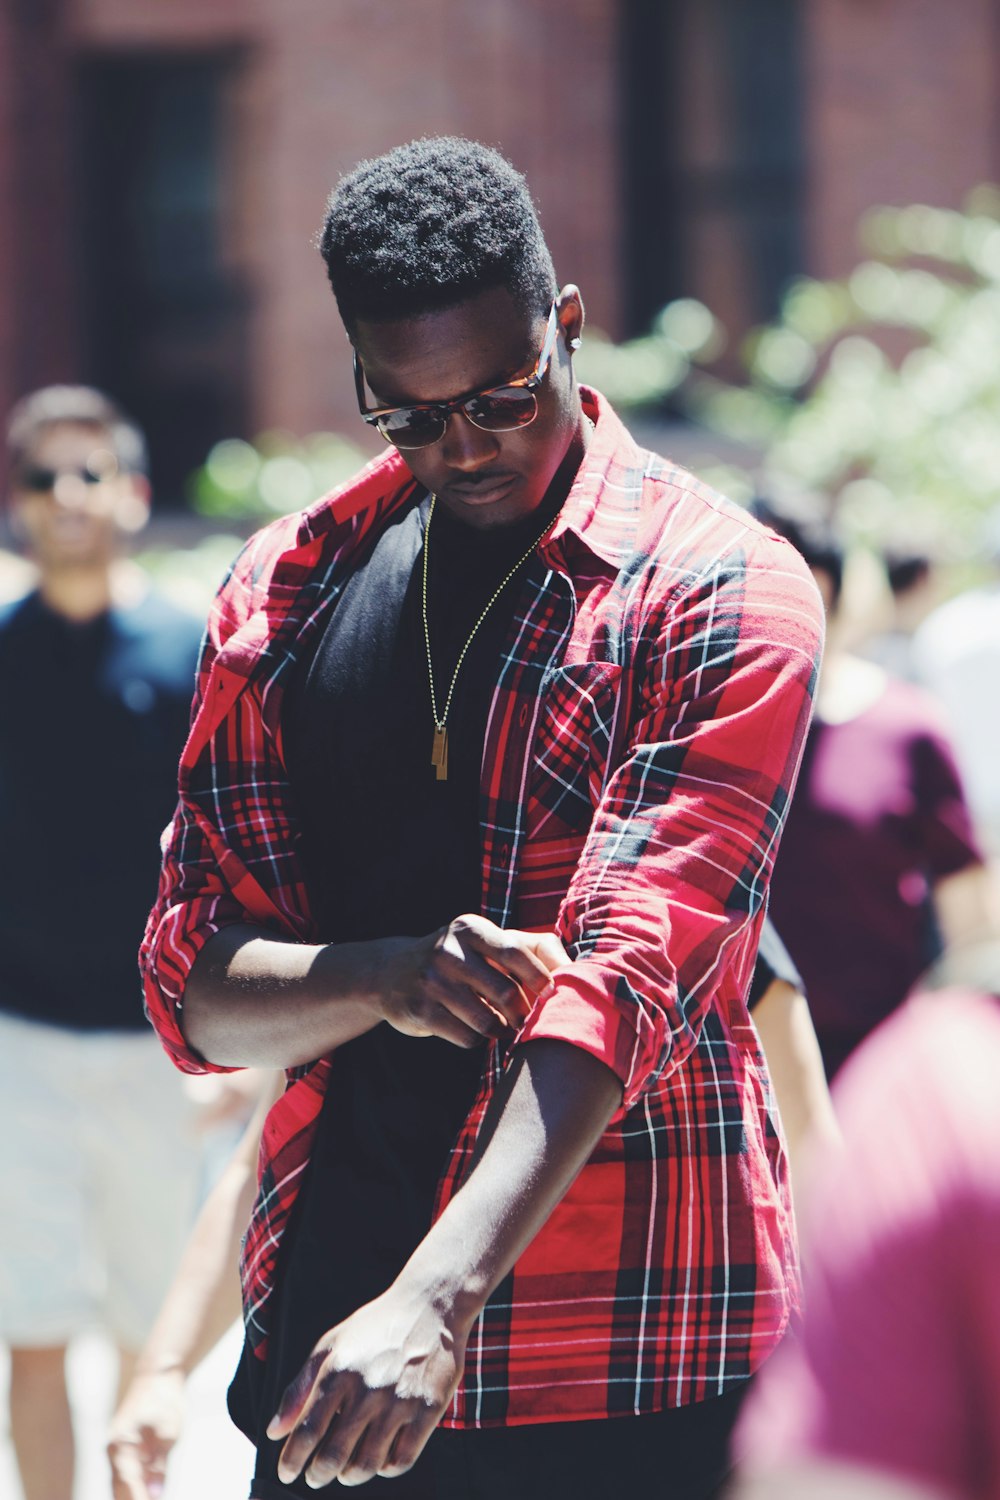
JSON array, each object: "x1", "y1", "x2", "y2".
[{"x1": 1, "y1": 383, "x2": 998, "y2": 1500}]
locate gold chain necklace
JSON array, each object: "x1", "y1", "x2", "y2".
[{"x1": 421, "y1": 493, "x2": 558, "y2": 780}]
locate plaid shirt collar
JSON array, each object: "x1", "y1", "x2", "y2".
[{"x1": 293, "y1": 386, "x2": 640, "y2": 571}]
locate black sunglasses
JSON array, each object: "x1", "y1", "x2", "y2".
[
  {"x1": 17, "y1": 460, "x2": 116, "y2": 492},
  {"x1": 353, "y1": 302, "x2": 560, "y2": 451}
]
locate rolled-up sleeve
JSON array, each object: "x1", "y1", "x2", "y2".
[
  {"x1": 140, "y1": 526, "x2": 313, "y2": 1074},
  {"x1": 518, "y1": 531, "x2": 824, "y2": 1109}
]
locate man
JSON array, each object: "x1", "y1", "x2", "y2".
[
  {"x1": 0, "y1": 386, "x2": 204, "y2": 1500},
  {"x1": 912, "y1": 509, "x2": 1000, "y2": 861},
  {"x1": 142, "y1": 138, "x2": 823, "y2": 1500}
]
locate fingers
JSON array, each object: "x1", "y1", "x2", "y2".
[
  {"x1": 275, "y1": 1375, "x2": 348, "y2": 1484},
  {"x1": 379, "y1": 1403, "x2": 442, "y2": 1477},
  {"x1": 428, "y1": 949, "x2": 527, "y2": 1033},
  {"x1": 449, "y1": 918, "x2": 569, "y2": 1006},
  {"x1": 107, "y1": 1439, "x2": 162, "y2": 1500},
  {"x1": 107, "y1": 1380, "x2": 182, "y2": 1500},
  {"x1": 275, "y1": 1375, "x2": 410, "y2": 1489},
  {"x1": 280, "y1": 1388, "x2": 437, "y2": 1489},
  {"x1": 267, "y1": 1349, "x2": 326, "y2": 1440},
  {"x1": 389, "y1": 919, "x2": 571, "y2": 1048},
  {"x1": 417, "y1": 999, "x2": 489, "y2": 1050},
  {"x1": 317, "y1": 1405, "x2": 410, "y2": 1488}
]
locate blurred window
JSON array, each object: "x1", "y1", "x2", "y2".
[
  {"x1": 620, "y1": 0, "x2": 804, "y2": 343},
  {"x1": 74, "y1": 53, "x2": 250, "y2": 504}
]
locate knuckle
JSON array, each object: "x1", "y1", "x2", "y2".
[
  {"x1": 386, "y1": 1427, "x2": 423, "y2": 1472},
  {"x1": 308, "y1": 1443, "x2": 352, "y2": 1482},
  {"x1": 403, "y1": 995, "x2": 431, "y2": 1029},
  {"x1": 381, "y1": 1456, "x2": 416, "y2": 1477},
  {"x1": 343, "y1": 1444, "x2": 381, "y2": 1483},
  {"x1": 491, "y1": 979, "x2": 520, "y2": 1013},
  {"x1": 430, "y1": 923, "x2": 451, "y2": 953},
  {"x1": 470, "y1": 1003, "x2": 505, "y2": 1038},
  {"x1": 295, "y1": 1402, "x2": 329, "y2": 1442},
  {"x1": 415, "y1": 953, "x2": 435, "y2": 985}
]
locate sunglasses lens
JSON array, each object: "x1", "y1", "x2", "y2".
[
  {"x1": 377, "y1": 408, "x2": 447, "y2": 450},
  {"x1": 465, "y1": 388, "x2": 538, "y2": 432},
  {"x1": 18, "y1": 463, "x2": 109, "y2": 490},
  {"x1": 19, "y1": 466, "x2": 57, "y2": 492}
]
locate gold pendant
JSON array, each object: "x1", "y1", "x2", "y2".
[{"x1": 431, "y1": 724, "x2": 449, "y2": 781}]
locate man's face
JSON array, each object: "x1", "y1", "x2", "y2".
[
  {"x1": 353, "y1": 284, "x2": 585, "y2": 530},
  {"x1": 8, "y1": 422, "x2": 149, "y2": 570}
]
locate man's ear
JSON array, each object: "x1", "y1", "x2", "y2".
[{"x1": 555, "y1": 284, "x2": 585, "y2": 353}]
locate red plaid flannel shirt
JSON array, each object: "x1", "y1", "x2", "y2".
[{"x1": 142, "y1": 390, "x2": 823, "y2": 1425}]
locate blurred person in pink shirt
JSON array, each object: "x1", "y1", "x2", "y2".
[{"x1": 734, "y1": 935, "x2": 1000, "y2": 1500}]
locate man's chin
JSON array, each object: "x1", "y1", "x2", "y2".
[{"x1": 436, "y1": 483, "x2": 544, "y2": 530}]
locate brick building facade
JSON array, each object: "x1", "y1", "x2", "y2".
[{"x1": 1, "y1": 0, "x2": 998, "y2": 497}]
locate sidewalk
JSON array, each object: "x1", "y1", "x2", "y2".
[{"x1": 1, "y1": 1324, "x2": 254, "y2": 1500}]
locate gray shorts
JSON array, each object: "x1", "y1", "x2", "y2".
[{"x1": 0, "y1": 1009, "x2": 201, "y2": 1349}]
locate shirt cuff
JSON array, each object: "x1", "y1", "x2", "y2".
[
  {"x1": 142, "y1": 912, "x2": 238, "y2": 1076},
  {"x1": 515, "y1": 962, "x2": 669, "y2": 1115}
]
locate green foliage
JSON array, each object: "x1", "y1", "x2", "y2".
[
  {"x1": 144, "y1": 429, "x2": 371, "y2": 616},
  {"x1": 136, "y1": 532, "x2": 247, "y2": 619},
  {"x1": 188, "y1": 429, "x2": 367, "y2": 523},
  {"x1": 580, "y1": 188, "x2": 1000, "y2": 553},
  {"x1": 180, "y1": 193, "x2": 1000, "y2": 561}
]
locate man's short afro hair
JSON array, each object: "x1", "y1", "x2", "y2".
[{"x1": 318, "y1": 136, "x2": 558, "y2": 334}]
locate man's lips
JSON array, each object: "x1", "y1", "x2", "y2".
[{"x1": 443, "y1": 474, "x2": 519, "y2": 505}]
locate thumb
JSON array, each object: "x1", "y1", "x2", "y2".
[{"x1": 527, "y1": 931, "x2": 571, "y2": 972}]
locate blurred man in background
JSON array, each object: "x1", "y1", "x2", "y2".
[
  {"x1": 862, "y1": 543, "x2": 940, "y2": 684},
  {"x1": 0, "y1": 386, "x2": 204, "y2": 1500},
  {"x1": 913, "y1": 509, "x2": 1000, "y2": 862}
]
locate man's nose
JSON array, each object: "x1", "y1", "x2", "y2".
[
  {"x1": 440, "y1": 411, "x2": 501, "y2": 472},
  {"x1": 52, "y1": 471, "x2": 90, "y2": 509}
]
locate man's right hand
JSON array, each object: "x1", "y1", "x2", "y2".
[
  {"x1": 378, "y1": 916, "x2": 567, "y2": 1049},
  {"x1": 182, "y1": 919, "x2": 568, "y2": 1070}
]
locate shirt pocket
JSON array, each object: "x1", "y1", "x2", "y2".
[
  {"x1": 512, "y1": 663, "x2": 623, "y2": 928},
  {"x1": 526, "y1": 661, "x2": 624, "y2": 835}
]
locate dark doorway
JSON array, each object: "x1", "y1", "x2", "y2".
[
  {"x1": 620, "y1": 0, "x2": 804, "y2": 344},
  {"x1": 73, "y1": 52, "x2": 250, "y2": 505}
]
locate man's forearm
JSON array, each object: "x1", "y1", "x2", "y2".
[
  {"x1": 182, "y1": 925, "x2": 398, "y2": 1068},
  {"x1": 266, "y1": 1029, "x2": 623, "y2": 1486},
  {"x1": 396, "y1": 1037, "x2": 623, "y2": 1327},
  {"x1": 181, "y1": 918, "x2": 567, "y2": 1069}
]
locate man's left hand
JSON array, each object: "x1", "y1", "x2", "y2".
[{"x1": 267, "y1": 1284, "x2": 468, "y2": 1488}]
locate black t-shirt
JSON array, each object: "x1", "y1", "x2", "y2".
[
  {"x1": 0, "y1": 589, "x2": 202, "y2": 1030},
  {"x1": 748, "y1": 917, "x2": 804, "y2": 1010},
  {"x1": 230, "y1": 495, "x2": 555, "y2": 1482}
]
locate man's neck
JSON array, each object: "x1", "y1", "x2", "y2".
[
  {"x1": 38, "y1": 565, "x2": 114, "y2": 623},
  {"x1": 537, "y1": 406, "x2": 592, "y2": 527}
]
